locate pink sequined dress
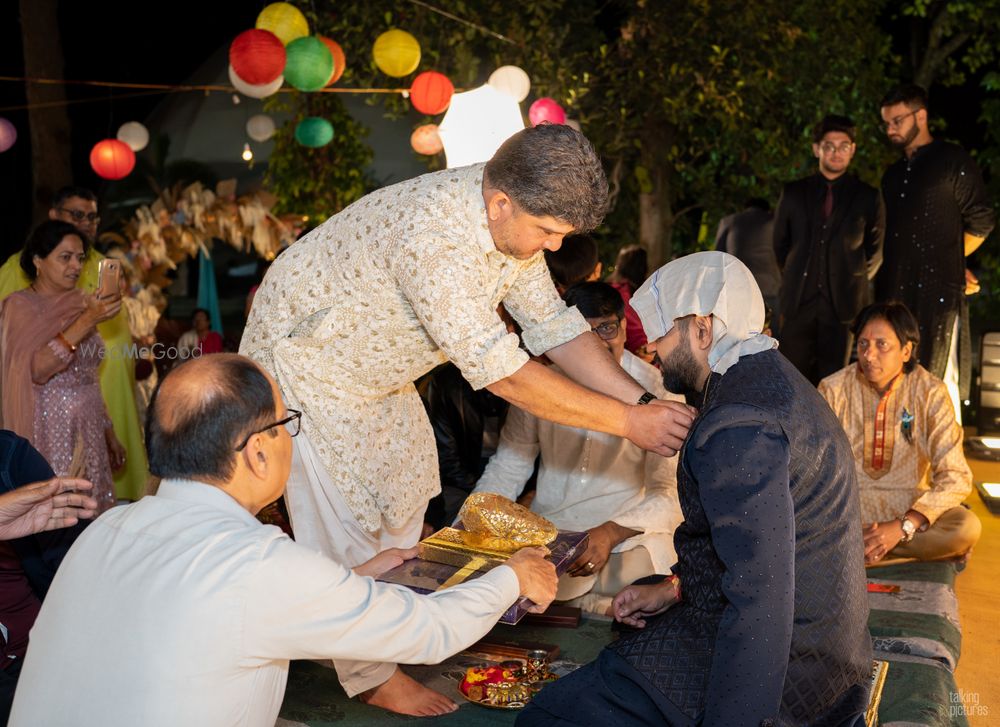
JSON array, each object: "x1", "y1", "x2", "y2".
[{"x1": 32, "y1": 331, "x2": 116, "y2": 512}]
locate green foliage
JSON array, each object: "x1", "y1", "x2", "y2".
[{"x1": 263, "y1": 91, "x2": 374, "y2": 222}]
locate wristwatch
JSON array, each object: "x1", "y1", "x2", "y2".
[
  {"x1": 637, "y1": 392, "x2": 657, "y2": 405},
  {"x1": 899, "y1": 515, "x2": 917, "y2": 543}
]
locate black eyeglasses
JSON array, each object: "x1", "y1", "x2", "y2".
[
  {"x1": 235, "y1": 409, "x2": 302, "y2": 451},
  {"x1": 883, "y1": 110, "x2": 918, "y2": 131},
  {"x1": 591, "y1": 321, "x2": 621, "y2": 340},
  {"x1": 58, "y1": 207, "x2": 100, "y2": 223}
]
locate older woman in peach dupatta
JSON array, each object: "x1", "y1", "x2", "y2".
[{"x1": 0, "y1": 221, "x2": 123, "y2": 512}]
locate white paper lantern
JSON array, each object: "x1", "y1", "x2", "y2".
[
  {"x1": 116, "y1": 121, "x2": 149, "y2": 152},
  {"x1": 438, "y1": 85, "x2": 525, "y2": 168},
  {"x1": 229, "y1": 64, "x2": 284, "y2": 99},
  {"x1": 246, "y1": 114, "x2": 277, "y2": 142},
  {"x1": 488, "y1": 65, "x2": 531, "y2": 103}
]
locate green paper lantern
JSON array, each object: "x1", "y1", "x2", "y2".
[
  {"x1": 284, "y1": 36, "x2": 334, "y2": 92},
  {"x1": 295, "y1": 117, "x2": 334, "y2": 147}
]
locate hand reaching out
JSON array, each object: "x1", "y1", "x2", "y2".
[
  {"x1": 0, "y1": 478, "x2": 97, "y2": 540},
  {"x1": 353, "y1": 546, "x2": 419, "y2": 578},
  {"x1": 624, "y1": 400, "x2": 696, "y2": 457}
]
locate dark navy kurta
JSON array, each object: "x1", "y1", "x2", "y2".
[{"x1": 519, "y1": 350, "x2": 871, "y2": 727}]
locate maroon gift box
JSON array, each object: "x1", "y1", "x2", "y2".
[{"x1": 376, "y1": 530, "x2": 589, "y2": 625}]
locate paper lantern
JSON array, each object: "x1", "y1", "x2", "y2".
[
  {"x1": 373, "y1": 29, "x2": 421, "y2": 78},
  {"x1": 90, "y1": 139, "x2": 135, "y2": 180},
  {"x1": 229, "y1": 65, "x2": 284, "y2": 99},
  {"x1": 116, "y1": 121, "x2": 149, "y2": 152},
  {"x1": 256, "y1": 2, "x2": 309, "y2": 45},
  {"x1": 284, "y1": 36, "x2": 334, "y2": 91},
  {"x1": 411, "y1": 124, "x2": 443, "y2": 155},
  {"x1": 0, "y1": 117, "x2": 17, "y2": 153},
  {"x1": 295, "y1": 117, "x2": 334, "y2": 147},
  {"x1": 318, "y1": 36, "x2": 346, "y2": 85},
  {"x1": 488, "y1": 66, "x2": 531, "y2": 103},
  {"x1": 410, "y1": 71, "x2": 454, "y2": 115},
  {"x1": 246, "y1": 115, "x2": 277, "y2": 142},
  {"x1": 438, "y1": 85, "x2": 525, "y2": 168},
  {"x1": 229, "y1": 29, "x2": 286, "y2": 85},
  {"x1": 529, "y1": 97, "x2": 566, "y2": 126}
]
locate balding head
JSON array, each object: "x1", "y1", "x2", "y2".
[{"x1": 146, "y1": 354, "x2": 277, "y2": 482}]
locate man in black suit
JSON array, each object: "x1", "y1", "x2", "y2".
[{"x1": 774, "y1": 115, "x2": 884, "y2": 384}]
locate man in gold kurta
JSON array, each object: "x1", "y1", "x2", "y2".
[
  {"x1": 0, "y1": 187, "x2": 149, "y2": 501},
  {"x1": 241, "y1": 125, "x2": 696, "y2": 716},
  {"x1": 819, "y1": 301, "x2": 980, "y2": 566}
]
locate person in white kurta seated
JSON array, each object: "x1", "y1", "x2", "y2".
[
  {"x1": 8, "y1": 354, "x2": 557, "y2": 726},
  {"x1": 472, "y1": 282, "x2": 683, "y2": 616}
]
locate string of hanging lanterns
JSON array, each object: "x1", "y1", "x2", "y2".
[{"x1": 1, "y1": 0, "x2": 570, "y2": 177}]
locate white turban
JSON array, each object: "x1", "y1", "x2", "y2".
[{"x1": 630, "y1": 251, "x2": 777, "y2": 375}]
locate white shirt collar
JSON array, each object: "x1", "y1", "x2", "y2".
[{"x1": 154, "y1": 478, "x2": 261, "y2": 527}]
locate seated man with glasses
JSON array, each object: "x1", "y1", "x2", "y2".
[
  {"x1": 471, "y1": 282, "x2": 683, "y2": 616},
  {"x1": 9, "y1": 354, "x2": 558, "y2": 726}
]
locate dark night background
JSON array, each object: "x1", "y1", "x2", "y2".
[
  {"x1": 0, "y1": 2, "x2": 261, "y2": 256},
  {"x1": 0, "y1": 2, "x2": 988, "y2": 258}
]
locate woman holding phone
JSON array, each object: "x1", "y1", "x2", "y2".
[{"x1": 0, "y1": 220, "x2": 124, "y2": 512}]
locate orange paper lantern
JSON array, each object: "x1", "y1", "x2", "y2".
[
  {"x1": 410, "y1": 71, "x2": 454, "y2": 115},
  {"x1": 410, "y1": 124, "x2": 443, "y2": 155},
  {"x1": 318, "y1": 36, "x2": 346, "y2": 85},
  {"x1": 89, "y1": 139, "x2": 135, "y2": 180}
]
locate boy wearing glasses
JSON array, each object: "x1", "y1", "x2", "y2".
[
  {"x1": 773, "y1": 114, "x2": 885, "y2": 385},
  {"x1": 471, "y1": 282, "x2": 682, "y2": 616},
  {"x1": 876, "y1": 84, "x2": 994, "y2": 424}
]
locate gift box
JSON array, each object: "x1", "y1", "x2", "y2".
[{"x1": 377, "y1": 529, "x2": 589, "y2": 625}]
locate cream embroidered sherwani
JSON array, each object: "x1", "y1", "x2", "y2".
[
  {"x1": 818, "y1": 364, "x2": 972, "y2": 526},
  {"x1": 240, "y1": 164, "x2": 589, "y2": 538}
]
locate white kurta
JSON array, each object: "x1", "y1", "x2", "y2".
[
  {"x1": 240, "y1": 163, "x2": 589, "y2": 534},
  {"x1": 474, "y1": 351, "x2": 683, "y2": 573},
  {"x1": 9, "y1": 479, "x2": 520, "y2": 727}
]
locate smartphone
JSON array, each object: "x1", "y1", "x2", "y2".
[{"x1": 96, "y1": 259, "x2": 122, "y2": 299}]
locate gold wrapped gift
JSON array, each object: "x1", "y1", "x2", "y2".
[
  {"x1": 458, "y1": 493, "x2": 558, "y2": 547},
  {"x1": 418, "y1": 494, "x2": 558, "y2": 574}
]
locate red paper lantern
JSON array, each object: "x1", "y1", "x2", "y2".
[
  {"x1": 528, "y1": 97, "x2": 566, "y2": 126},
  {"x1": 230, "y1": 29, "x2": 286, "y2": 85},
  {"x1": 90, "y1": 139, "x2": 135, "y2": 180},
  {"x1": 410, "y1": 71, "x2": 454, "y2": 116},
  {"x1": 318, "y1": 36, "x2": 346, "y2": 85}
]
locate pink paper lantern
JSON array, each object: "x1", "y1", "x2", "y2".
[
  {"x1": 90, "y1": 139, "x2": 135, "y2": 180},
  {"x1": 410, "y1": 124, "x2": 443, "y2": 155},
  {"x1": 528, "y1": 97, "x2": 566, "y2": 127},
  {"x1": 0, "y1": 117, "x2": 16, "y2": 153}
]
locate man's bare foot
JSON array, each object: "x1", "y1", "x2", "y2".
[{"x1": 358, "y1": 668, "x2": 458, "y2": 716}]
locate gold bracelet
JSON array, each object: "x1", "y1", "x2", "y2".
[{"x1": 56, "y1": 331, "x2": 77, "y2": 353}]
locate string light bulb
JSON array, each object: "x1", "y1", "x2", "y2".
[{"x1": 241, "y1": 143, "x2": 254, "y2": 161}]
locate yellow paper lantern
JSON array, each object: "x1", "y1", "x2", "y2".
[
  {"x1": 373, "y1": 29, "x2": 421, "y2": 78},
  {"x1": 256, "y1": 2, "x2": 309, "y2": 46}
]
